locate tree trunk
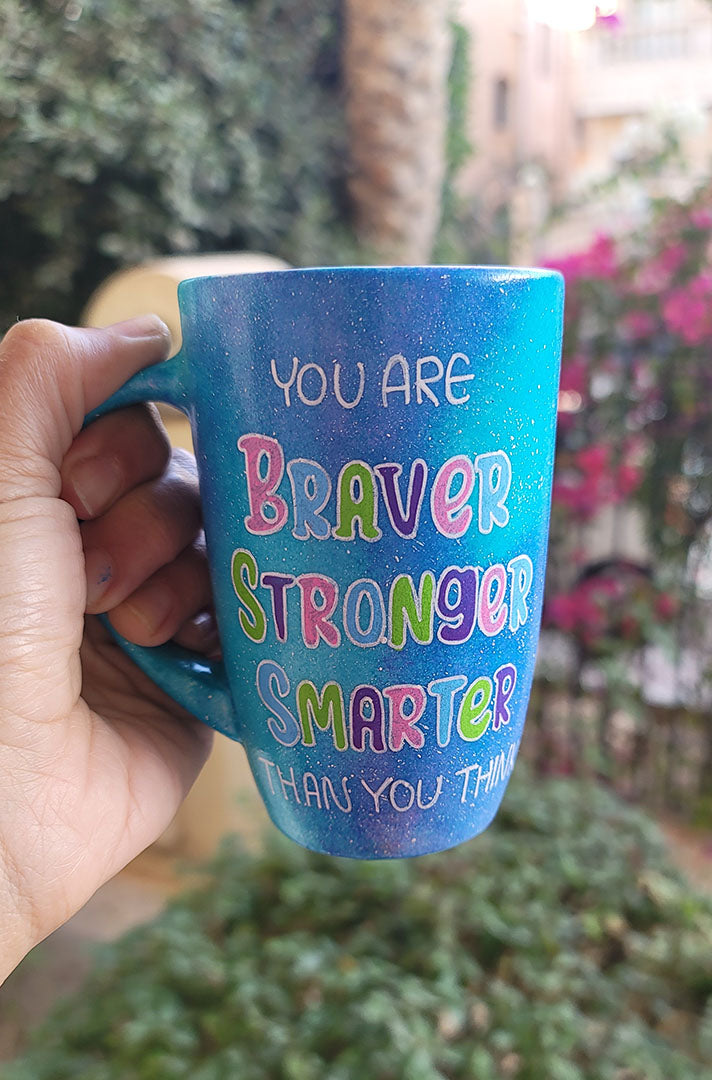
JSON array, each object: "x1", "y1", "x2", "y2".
[{"x1": 343, "y1": 0, "x2": 452, "y2": 264}]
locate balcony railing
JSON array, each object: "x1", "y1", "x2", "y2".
[{"x1": 587, "y1": 20, "x2": 712, "y2": 64}]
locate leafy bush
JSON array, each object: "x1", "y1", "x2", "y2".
[
  {"x1": 8, "y1": 770, "x2": 712, "y2": 1079},
  {"x1": 0, "y1": 0, "x2": 352, "y2": 331}
]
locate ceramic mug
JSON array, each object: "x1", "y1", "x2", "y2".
[{"x1": 89, "y1": 266, "x2": 564, "y2": 858}]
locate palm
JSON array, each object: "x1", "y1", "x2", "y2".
[{"x1": 3, "y1": 617, "x2": 211, "y2": 946}]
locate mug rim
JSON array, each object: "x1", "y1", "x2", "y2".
[{"x1": 178, "y1": 264, "x2": 564, "y2": 294}]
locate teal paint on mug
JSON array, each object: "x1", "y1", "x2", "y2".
[{"x1": 88, "y1": 266, "x2": 564, "y2": 858}]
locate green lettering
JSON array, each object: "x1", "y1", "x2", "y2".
[
  {"x1": 457, "y1": 677, "x2": 493, "y2": 741},
  {"x1": 334, "y1": 462, "x2": 381, "y2": 540},
  {"x1": 389, "y1": 572, "x2": 435, "y2": 650},
  {"x1": 297, "y1": 680, "x2": 348, "y2": 750},
  {"x1": 231, "y1": 548, "x2": 266, "y2": 643}
]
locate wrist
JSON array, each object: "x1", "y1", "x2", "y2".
[{"x1": 0, "y1": 849, "x2": 38, "y2": 986}]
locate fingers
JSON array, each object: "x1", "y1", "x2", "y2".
[
  {"x1": 108, "y1": 538, "x2": 216, "y2": 649},
  {"x1": 61, "y1": 406, "x2": 219, "y2": 654},
  {"x1": 0, "y1": 316, "x2": 171, "y2": 502},
  {"x1": 173, "y1": 610, "x2": 221, "y2": 657},
  {"x1": 60, "y1": 404, "x2": 172, "y2": 519},
  {"x1": 80, "y1": 449, "x2": 202, "y2": 613}
]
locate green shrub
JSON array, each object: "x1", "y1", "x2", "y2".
[
  {"x1": 0, "y1": 0, "x2": 352, "y2": 331},
  {"x1": 8, "y1": 770, "x2": 712, "y2": 1079}
]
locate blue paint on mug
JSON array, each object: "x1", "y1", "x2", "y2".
[{"x1": 89, "y1": 266, "x2": 564, "y2": 858}]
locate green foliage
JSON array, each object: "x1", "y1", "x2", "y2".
[
  {"x1": 0, "y1": 0, "x2": 353, "y2": 331},
  {"x1": 432, "y1": 20, "x2": 477, "y2": 266},
  {"x1": 8, "y1": 771, "x2": 712, "y2": 1079}
]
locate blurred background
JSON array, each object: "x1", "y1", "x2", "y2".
[{"x1": 2, "y1": 1, "x2": 712, "y2": 1076}]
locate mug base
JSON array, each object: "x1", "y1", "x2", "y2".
[{"x1": 262, "y1": 800, "x2": 503, "y2": 861}]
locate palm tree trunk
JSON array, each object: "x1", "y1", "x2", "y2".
[{"x1": 343, "y1": 0, "x2": 452, "y2": 264}]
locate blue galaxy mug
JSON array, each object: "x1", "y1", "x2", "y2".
[{"x1": 90, "y1": 266, "x2": 563, "y2": 858}]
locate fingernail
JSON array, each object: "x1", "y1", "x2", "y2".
[
  {"x1": 71, "y1": 457, "x2": 123, "y2": 518},
  {"x1": 190, "y1": 610, "x2": 221, "y2": 656},
  {"x1": 85, "y1": 549, "x2": 114, "y2": 611},
  {"x1": 110, "y1": 315, "x2": 170, "y2": 341},
  {"x1": 124, "y1": 582, "x2": 175, "y2": 637}
]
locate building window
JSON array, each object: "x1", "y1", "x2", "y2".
[{"x1": 494, "y1": 77, "x2": 510, "y2": 130}]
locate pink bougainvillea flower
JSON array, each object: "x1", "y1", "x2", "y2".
[
  {"x1": 663, "y1": 271, "x2": 712, "y2": 345},
  {"x1": 631, "y1": 243, "x2": 687, "y2": 295},
  {"x1": 596, "y1": 8, "x2": 622, "y2": 30},
  {"x1": 559, "y1": 355, "x2": 588, "y2": 395},
  {"x1": 552, "y1": 440, "x2": 644, "y2": 519},
  {"x1": 616, "y1": 463, "x2": 643, "y2": 497},
  {"x1": 583, "y1": 233, "x2": 618, "y2": 279},
  {"x1": 545, "y1": 592, "x2": 579, "y2": 633},
  {"x1": 542, "y1": 250, "x2": 587, "y2": 283},
  {"x1": 543, "y1": 233, "x2": 618, "y2": 284},
  {"x1": 576, "y1": 443, "x2": 608, "y2": 474},
  {"x1": 691, "y1": 208, "x2": 712, "y2": 229},
  {"x1": 622, "y1": 310, "x2": 657, "y2": 340},
  {"x1": 655, "y1": 591, "x2": 679, "y2": 620},
  {"x1": 659, "y1": 243, "x2": 687, "y2": 276}
]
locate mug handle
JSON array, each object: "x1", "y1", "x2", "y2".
[{"x1": 84, "y1": 352, "x2": 239, "y2": 741}]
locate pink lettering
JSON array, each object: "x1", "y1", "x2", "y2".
[
  {"x1": 478, "y1": 564, "x2": 508, "y2": 636},
  {"x1": 297, "y1": 574, "x2": 341, "y2": 648},
  {"x1": 238, "y1": 433, "x2": 289, "y2": 535},
  {"x1": 430, "y1": 455, "x2": 475, "y2": 538},
  {"x1": 384, "y1": 685, "x2": 427, "y2": 751}
]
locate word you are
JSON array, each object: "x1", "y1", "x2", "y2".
[{"x1": 271, "y1": 351, "x2": 475, "y2": 409}]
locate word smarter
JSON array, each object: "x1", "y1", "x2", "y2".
[{"x1": 255, "y1": 658, "x2": 517, "y2": 752}]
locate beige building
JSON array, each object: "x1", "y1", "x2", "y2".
[
  {"x1": 455, "y1": 0, "x2": 575, "y2": 259},
  {"x1": 456, "y1": 0, "x2": 712, "y2": 259}
]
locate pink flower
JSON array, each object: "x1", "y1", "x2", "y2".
[
  {"x1": 691, "y1": 208, "x2": 712, "y2": 229},
  {"x1": 577, "y1": 444, "x2": 608, "y2": 474},
  {"x1": 543, "y1": 233, "x2": 618, "y2": 284},
  {"x1": 660, "y1": 243, "x2": 687, "y2": 275},
  {"x1": 631, "y1": 243, "x2": 687, "y2": 295},
  {"x1": 552, "y1": 441, "x2": 643, "y2": 519},
  {"x1": 616, "y1": 463, "x2": 643, "y2": 497},
  {"x1": 542, "y1": 251, "x2": 587, "y2": 283},
  {"x1": 655, "y1": 592, "x2": 679, "y2": 620},
  {"x1": 663, "y1": 272, "x2": 712, "y2": 345},
  {"x1": 546, "y1": 593, "x2": 579, "y2": 633},
  {"x1": 596, "y1": 9, "x2": 622, "y2": 30},
  {"x1": 559, "y1": 356, "x2": 588, "y2": 396},
  {"x1": 583, "y1": 234, "x2": 619, "y2": 279},
  {"x1": 622, "y1": 310, "x2": 657, "y2": 339}
]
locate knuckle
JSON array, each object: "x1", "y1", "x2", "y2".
[
  {"x1": 138, "y1": 492, "x2": 200, "y2": 561},
  {"x1": 68, "y1": 403, "x2": 171, "y2": 477},
  {"x1": 1, "y1": 318, "x2": 69, "y2": 362}
]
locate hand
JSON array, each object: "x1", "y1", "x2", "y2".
[{"x1": 0, "y1": 317, "x2": 215, "y2": 983}]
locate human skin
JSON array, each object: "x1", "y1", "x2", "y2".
[{"x1": 0, "y1": 316, "x2": 216, "y2": 985}]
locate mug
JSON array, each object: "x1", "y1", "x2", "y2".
[{"x1": 90, "y1": 266, "x2": 564, "y2": 858}]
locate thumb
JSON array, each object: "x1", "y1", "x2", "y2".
[{"x1": 0, "y1": 316, "x2": 171, "y2": 503}]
